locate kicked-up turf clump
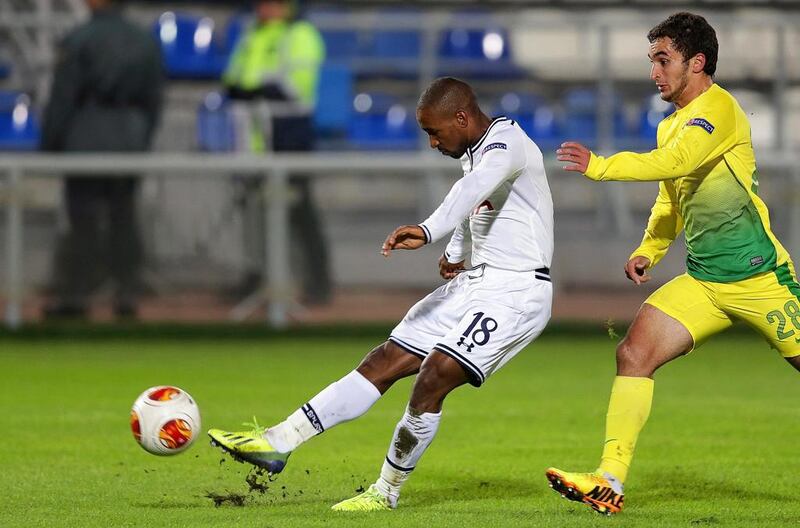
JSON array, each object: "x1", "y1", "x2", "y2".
[
  {"x1": 204, "y1": 491, "x2": 247, "y2": 507},
  {"x1": 245, "y1": 467, "x2": 272, "y2": 494}
]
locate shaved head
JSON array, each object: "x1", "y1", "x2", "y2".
[
  {"x1": 417, "y1": 77, "x2": 480, "y2": 117},
  {"x1": 416, "y1": 77, "x2": 490, "y2": 159}
]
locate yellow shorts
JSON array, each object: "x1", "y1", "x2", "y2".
[{"x1": 645, "y1": 261, "x2": 800, "y2": 357}]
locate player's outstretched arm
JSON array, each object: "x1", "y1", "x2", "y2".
[
  {"x1": 624, "y1": 256, "x2": 652, "y2": 285},
  {"x1": 562, "y1": 110, "x2": 736, "y2": 182},
  {"x1": 556, "y1": 142, "x2": 591, "y2": 173},
  {"x1": 381, "y1": 225, "x2": 426, "y2": 257}
]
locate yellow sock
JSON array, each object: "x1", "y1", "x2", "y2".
[{"x1": 598, "y1": 376, "x2": 654, "y2": 483}]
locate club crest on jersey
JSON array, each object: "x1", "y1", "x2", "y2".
[
  {"x1": 686, "y1": 118, "x2": 714, "y2": 134},
  {"x1": 481, "y1": 142, "x2": 507, "y2": 155}
]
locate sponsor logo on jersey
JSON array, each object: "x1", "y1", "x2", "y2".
[
  {"x1": 686, "y1": 118, "x2": 715, "y2": 134},
  {"x1": 481, "y1": 142, "x2": 507, "y2": 155},
  {"x1": 750, "y1": 255, "x2": 764, "y2": 266}
]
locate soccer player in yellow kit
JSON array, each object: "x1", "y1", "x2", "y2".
[{"x1": 546, "y1": 12, "x2": 800, "y2": 515}]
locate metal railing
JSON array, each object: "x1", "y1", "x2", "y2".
[
  {"x1": 0, "y1": 152, "x2": 455, "y2": 329},
  {"x1": 3, "y1": 151, "x2": 800, "y2": 329}
]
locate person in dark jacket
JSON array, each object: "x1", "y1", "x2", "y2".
[{"x1": 41, "y1": 0, "x2": 163, "y2": 319}]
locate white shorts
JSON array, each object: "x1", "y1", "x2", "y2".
[{"x1": 389, "y1": 264, "x2": 552, "y2": 386}]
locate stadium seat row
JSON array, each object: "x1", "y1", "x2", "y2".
[
  {"x1": 196, "y1": 89, "x2": 674, "y2": 152},
  {"x1": 153, "y1": 11, "x2": 519, "y2": 80},
  {"x1": 152, "y1": 10, "x2": 800, "y2": 83},
  {"x1": 0, "y1": 91, "x2": 39, "y2": 151},
  {"x1": 5, "y1": 88, "x2": 792, "y2": 153}
]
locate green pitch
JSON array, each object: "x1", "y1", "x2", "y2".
[{"x1": 1, "y1": 328, "x2": 798, "y2": 527}]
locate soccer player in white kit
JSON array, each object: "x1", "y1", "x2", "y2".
[{"x1": 209, "y1": 77, "x2": 554, "y2": 511}]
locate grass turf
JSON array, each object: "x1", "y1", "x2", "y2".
[{"x1": 1, "y1": 329, "x2": 798, "y2": 527}]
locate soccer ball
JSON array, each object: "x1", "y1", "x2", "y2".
[{"x1": 130, "y1": 386, "x2": 201, "y2": 455}]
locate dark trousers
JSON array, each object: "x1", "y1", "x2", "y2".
[
  {"x1": 239, "y1": 115, "x2": 331, "y2": 302},
  {"x1": 51, "y1": 176, "x2": 143, "y2": 307},
  {"x1": 275, "y1": 116, "x2": 330, "y2": 302},
  {"x1": 287, "y1": 175, "x2": 330, "y2": 302}
]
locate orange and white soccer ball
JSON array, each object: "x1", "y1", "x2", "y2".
[{"x1": 130, "y1": 386, "x2": 201, "y2": 455}]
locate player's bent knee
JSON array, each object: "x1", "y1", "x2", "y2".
[
  {"x1": 615, "y1": 339, "x2": 639, "y2": 369},
  {"x1": 357, "y1": 341, "x2": 421, "y2": 394},
  {"x1": 409, "y1": 353, "x2": 468, "y2": 412},
  {"x1": 615, "y1": 339, "x2": 658, "y2": 376}
]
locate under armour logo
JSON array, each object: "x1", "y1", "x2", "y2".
[{"x1": 456, "y1": 336, "x2": 476, "y2": 352}]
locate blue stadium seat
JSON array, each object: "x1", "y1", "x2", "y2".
[
  {"x1": 364, "y1": 10, "x2": 421, "y2": 79},
  {"x1": 369, "y1": 8, "x2": 421, "y2": 62},
  {"x1": 0, "y1": 91, "x2": 39, "y2": 151},
  {"x1": 562, "y1": 88, "x2": 627, "y2": 146},
  {"x1": 314, "y1": 63, "x2": 353, "y2": 138},
  {"x1": 223, "y1": 12, "x2": 250, "y2": 55},
  {"x1": 309, "y1": 5, "x2": 360, "y2": 62},
  {"x1": 196, "y1": 92, "x2": 235, "y2": 152},
  {"x1": 495, "y1": 92, "x2": 559, "y2": 150},
  {"x1": 638, "y1": 93, "x2": 673, "y2": 144},
  {"x1": 320, "y1": 30, "x2": 361, "y2": 62},
  {"x1": 313, "y1": 7, "x2": 421, "y2": 78},
  {"x1": 0, "y1": 62, "x2": 10, "y2": 79},
  {"x1": 437, "y1": 26, "x2": 521, "y2": 79},
  {"x1": 347, "y1": 92, "x2": 417, "y2": 150},
  {"x1": 372, "y1": 30, "x2": 420, "y2": 60},
  {"x1": 154, "y1": 11, "x2": 226, "y2": 80},
  {"x1": 439, "y1": 28, "x2": 506, "y2": 61}
]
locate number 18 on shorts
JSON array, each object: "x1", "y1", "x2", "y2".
[{"x1": 389, "y1": 271, "x2": 552, "y2": 387}]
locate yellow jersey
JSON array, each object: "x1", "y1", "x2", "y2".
[{"x1": 584, "y1": 83, "x2": 790, "y2": 282}]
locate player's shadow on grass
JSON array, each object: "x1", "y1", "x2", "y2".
[
  {"x1": 135, "y1": 499, "x2": 206, "y2": 509},
  {"x1": 409, "y1": 474, "x2": 546, "y2": 508},
  {"x1": 635, "y1": 469, "x2": 791, "y2": 505}
]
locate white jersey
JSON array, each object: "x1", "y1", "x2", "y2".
[
  {"x1": 419, "y1": 117, "x2": 554, "y2": 272},
  {"x1": 391, "y1": 117, "x2": 553, "y2": 386}
]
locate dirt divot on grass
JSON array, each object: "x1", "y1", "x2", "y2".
[
  {"x1": 204, "y1": 491, "x2": 247, "y2": 507},
  {"x1": 205, "y1": 465, "x2": 291, "y2": 507}
]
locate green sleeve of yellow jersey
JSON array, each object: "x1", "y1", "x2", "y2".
[
  {"x1": 630, "y1": 182, "x2": 683, "y2": 267},
  {"x1": 584, "y1": 102, "x2": 737, "y2": 182}
]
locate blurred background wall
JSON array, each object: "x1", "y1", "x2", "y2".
[{"x1": 1, "y1": 0, "x2": 799, "y2": 324}]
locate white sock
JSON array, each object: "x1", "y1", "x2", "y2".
[
  {"x1": 265, "y1": 370, "x2": 381, "y2": 452},
  {"x1": 374, "y1": 406, "x2": 442, "y2": 506}
]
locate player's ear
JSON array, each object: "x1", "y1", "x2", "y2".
[
  {"x1": 691, "y1": 53, "x2": 706, "y2": 74},
  {"x1": 455, "y1": 110, "x2": 468, "y2": 128}
]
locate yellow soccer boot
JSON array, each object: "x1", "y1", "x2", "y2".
[
  {"x1": 546, "y1": 467, "x2": 624, "y2": 515},
  {"x1": 208, "y1": 420, "x2": 290, "y2": 474},
  {"x1": 331, "y1": 484, "x2": 395, "y2": 512}
]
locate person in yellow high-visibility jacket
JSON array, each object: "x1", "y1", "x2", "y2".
[
  {"x1": 545, "y1": 12, "x2": 800, "y2": 515},
  {"x1": 223, "y1": 0, "x2": 324, "y2": 120},
  {"x1": 223, "y1": 0, "x2": 330, "y2": 304}
]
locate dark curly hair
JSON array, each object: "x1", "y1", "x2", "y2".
[{"x1": 647, "y1": 12, "x2": 718, "y2": 77}]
